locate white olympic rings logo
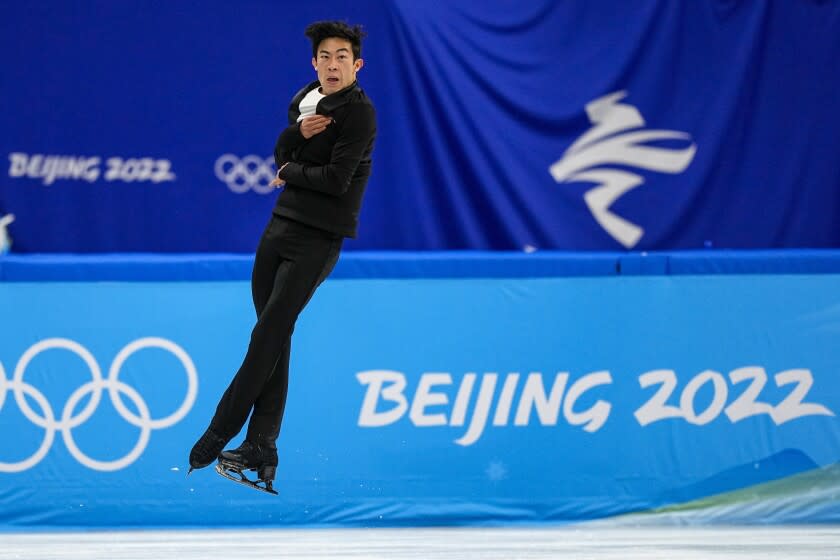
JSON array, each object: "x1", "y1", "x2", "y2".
[
  {"x1": 0, "y1": 337, "x2": 198, "y2": 473},
  {"x1": 214, "y1": 154, "x2": 276, "y2": 194}
]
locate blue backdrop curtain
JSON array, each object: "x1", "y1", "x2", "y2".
[{"x1": 1, "y1": 0, "x2": 838, "y2": 252}]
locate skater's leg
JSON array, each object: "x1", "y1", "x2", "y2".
[
  {"x1": 251, "y1": 217, "x2": 283, "y2": 318},
  {"x1": 209, "y1": 236, "x2": 342, "y2": 440},
  {"x1": 208, "y1": 260, "x2": 297, "y2": 438},
  {"x1": 191, "y1": 219, "x2": 341, "y2": 472},
  {"x1": 245, "y1": 335, "x2": 291, "y2": 447},
  {"x1": 243, "y1": 221, "x2": 291, "y2": 445},
  {"x1": 189, "y1": 218, "x2": 283, "y2": 470},
  {"x1": 246, "y1": 238, "x2": 340, "y2": 448}
]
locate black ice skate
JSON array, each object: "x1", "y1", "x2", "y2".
[
  {"x1": 215, "y1": 441, "x2": 279, "y2": 495},
  {"x1": 188, "y1": 428, "x2": 228, "y2": 474}
]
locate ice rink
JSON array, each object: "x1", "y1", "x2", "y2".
[{"x1": 2, "y1": 526, "x2": 840, "y2": 560}]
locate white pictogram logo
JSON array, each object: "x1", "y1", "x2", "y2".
[
  {"x1": 0, "y1": 213, "x2": 14, "y2": 254},
  {"x1": 214, "y1": 154, "x2": 276, "y2": 194},
  {"x1": 0, "y1": 338, "x2": 198, "y2": 473},
  {"x1": 549, "y1": 91, "x2": 697, "y2": 248}
]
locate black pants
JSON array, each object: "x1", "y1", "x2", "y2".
[{"x1": 209, "y1": 215, "x2": 342, "y2": 448}]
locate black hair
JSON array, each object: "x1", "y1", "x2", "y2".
[{"x1": 305, "y1": 20, "x2": 366, "y2": 60}]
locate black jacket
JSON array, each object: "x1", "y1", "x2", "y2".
[{"x1": 272, "y1": 80, "x2": 377, "y2": 238}]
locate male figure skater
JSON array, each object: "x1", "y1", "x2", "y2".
[{"x1": 189, "y1": 20, "x2": 376, "y2": 493}]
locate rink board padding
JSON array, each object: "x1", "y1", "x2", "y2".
[{"x1": 0, "y1": 251, "x2": 839, "y2": 527}]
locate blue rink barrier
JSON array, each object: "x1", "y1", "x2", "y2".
[{"x1": 1, "y1": 251, "x2": 840, "y2": 529}]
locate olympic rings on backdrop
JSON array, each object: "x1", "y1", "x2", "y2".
[
  {"x1": 214, "y1": 154, "x2": 276, "y2": 194},
  {"x1": 0, "y1": 338, "x2": 198, "y2": 473}
]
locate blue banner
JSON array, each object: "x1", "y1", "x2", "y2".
[
  {"x1": 2, "y1": 0, "x2": 839, "y2": 252},
  {"x1": 2, "y1": 271, "x2": 839, "y2": 527}
]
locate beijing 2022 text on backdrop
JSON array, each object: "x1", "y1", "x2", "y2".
[{"x1": 1, "y1": 0, "x2": 839, "y2": 252}]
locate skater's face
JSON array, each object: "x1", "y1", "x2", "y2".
[{"x1": 312, "y1": 37, "x2": 363, "y2": 95}]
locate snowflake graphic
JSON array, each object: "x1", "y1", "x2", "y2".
[{"x1": 485, "y1": 460, "x2": 508, "y2": 481}]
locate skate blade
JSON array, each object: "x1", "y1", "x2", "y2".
[{"x1": 215, "y1": 462, "x2": 278, "y2": 495}]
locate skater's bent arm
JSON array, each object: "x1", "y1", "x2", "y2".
[
  {"x1": 274, "y1": 116, "x2": 333, "y2": 176},
  {"x1": 277, "y1": 104, "x2": 375, "y2": 197},
  {"x1": 274, "y1": 122, "x2": 305, "y2": 169}
]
